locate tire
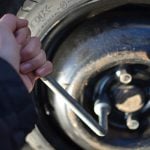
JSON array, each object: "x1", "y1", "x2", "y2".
[{"x1": 17, "y1": 0, "x2": 150, "y2": 150}]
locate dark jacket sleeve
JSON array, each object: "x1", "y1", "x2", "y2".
[{"x1": 0, "y1": 58, "x2": 37, "y2": 150}]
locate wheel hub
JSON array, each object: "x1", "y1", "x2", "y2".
[
  {"x1": 93, "y1": 64, "x2": 149, "y2": 132},
  {"x1": 114, "y1": 85, "x2": 144, "y2": 113}
]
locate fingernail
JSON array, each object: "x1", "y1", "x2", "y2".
[
  {"x1": 21, "y1": 63, "x2": 31, "y2": 72},
  {"x1": 36, "y1": 68, "x2": 45, "y2": 76}
]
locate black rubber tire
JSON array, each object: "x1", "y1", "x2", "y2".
[
  {"x1": 17, "y1": 0, "x2": 150, "y2": 38},
  {"x1": 17, "y1": 0, "x2": 150, "y2": 150}
]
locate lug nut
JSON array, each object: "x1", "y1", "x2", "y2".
[
  {"x1": 116, "y1": 69, "x2": 132, "y2": 84},
  {"x1": 126, "y1": 114, "x2": 139, "y2": 130}
]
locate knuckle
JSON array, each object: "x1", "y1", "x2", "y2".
[
  {"x1": 30, "y1": 37, "x2": 41, "y2": 50},
  {"x1": 17, "y1": 28, "x2": 27, "y2": 36},
  {"x1": 37, "y1": 54, "x2": 42, "y2": 62},
  {"x1": 3, "y1": 13, "x2": 15, "y2": 18},
  {"x1": 30, "y1": 57, "x2": 41, "y2": 70},
  {"x1": 19, "y1": 27, "x2": 30, "y2": 36},
  {"x1": 23, "y1": 27, "x2": 29, "y2": 32},
  {"x1": 26, "y1": 39, "x2": 40, "y2": 54},
  {"x1": 29, "y1": 61, "x2": 36, "y2": 70},
  {"x1": 23, "y1": 27, "x2": 31, "y2": 38},
  {"x1": 21, "y1": 37, "x2": 42, "y2": 61},
  {"x1": 45, "y1": 62, "x2": 53, "y2": 74},
  {"x1": 39, "y1": 51, "x2": 46, "y2": 63},
  {"x1": 25, "y1": 46, "x2": 34, "y2": 55},
  {"x1": 3, "y1": 13, "x2": 16, "y2": 20},
  {"x1": 34, "y1": 53, "x2": 44, "y2": 66},
  {"x1": 33, "y1": 37, "x2": 41, "y2": 45},
  {"x1": 34, "y1": 51, "x2": 46, "y2": 67}
]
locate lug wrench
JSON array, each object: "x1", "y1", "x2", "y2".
[{"x1": 40, "y1": 76, "x2": 106, "y2": 136}]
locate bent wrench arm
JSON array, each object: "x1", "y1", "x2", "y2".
[{"x1": 40, "y1": 76, "x2": 106, "y2": 136}]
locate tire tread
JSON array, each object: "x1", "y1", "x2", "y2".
[
  {"x1": 17, "y1": 0, "x2": 42, "y2": 16},
  {"x1": 22, "y1": 0, "x2": 38, "y2": 11}
]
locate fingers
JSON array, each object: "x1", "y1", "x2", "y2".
[
  {"x1": 35, "y1": 61, "x2": 53, "y2": 77},
  {"x1": 21, "y1": 48, "x2": 53, "y2": 77},
  {"x1": 21, "y1": 62, "x2": 52, "y2": 92},
  {"x1": 15, "y1": 27, "x2": 31, "y2": 46},
  {"x1": 0, "y1": 14, "x2": 28, "y2": 32},
  {"x1": 16, "y1": 18, "x2": 28, "y2": 29},
  {"x1": 20, "y1": 72, "x2": 39, "y2": 92},
  {"x1": 17, "y1": 25, "x2": 53, "y2": 82},
  {"x1": 21, "y1": 37, "x2": 41, "y2": 62},
  {"x1": 20, "y1": 50, "x2": 47, "y2": 73}
]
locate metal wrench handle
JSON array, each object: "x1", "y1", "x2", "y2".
[{"x1": 40, "y1": 76, "x2": 106, "y2": 136}]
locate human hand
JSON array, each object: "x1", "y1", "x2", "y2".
[
  {"x1": 18, "y1": 35, "x2": 53, "y2": 92},
  {"x1": 0, "y1": 14, "x2": 53, "y2": 92},
  {"x1": 14, "y1": 17, "x2": 53, "y2": 92},
  {"x1": 0, "y1": 14, "x2": 28, "y2": 71}
]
